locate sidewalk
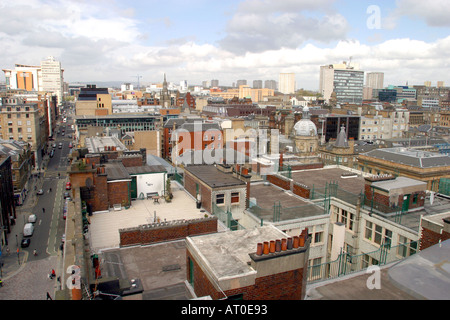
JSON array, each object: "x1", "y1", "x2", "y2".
[
  {"x1": 1, "y1": 153, "x2": 52, "y2": 281},
  {"x1": 0, "y1": 155, "x2": 65, "y2": 299}
]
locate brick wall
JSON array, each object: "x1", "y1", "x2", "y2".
[
  {"x1": 420, "y1": 227, "x2": 450, "y2": 250},
  {"x1": 93, "y1": 174, "x2": 108, "y2": 211},
  {"x1": 184, "y1": 171, "x2": 212, "y2": 213},
  {"x1": 289, "y1": 163, "x2": 323, "y2": 171},
  {"x1": 364, "y1": 184, "x2": 426, "y2": 213},
  {"x1": 120, "y1": 155, "x2": 144, "y2": 168},
  {"x1": 293, "y1": 182, "x2": 310, "y2": 199},
  {"x1": 186, "y1": 251, "x2": 306, "y2": 300},
  {"x1": 107, "y1": 180, "x2": 130, "y2": 207},
  {"x1": 267, "y1": 174, "x2": 290, "y2": 191},
  {"x1": 119, "y1": 217, "x2": 218, "y2": 247}
]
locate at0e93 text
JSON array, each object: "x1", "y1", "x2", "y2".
[{"x1": 224, "y1": 304, "x2": 268, "y2": 315}]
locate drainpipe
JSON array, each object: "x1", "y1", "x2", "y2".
[{"x1": 351, "y1": 196, "x2": 362, "y2": 271}]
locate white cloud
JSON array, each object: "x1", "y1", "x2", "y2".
[
  {"x1": 218, "y1": 0, "x2": 348, "y2": 54},
  {"x1": 395, "y1": 0, "x2": 450, "y2": 27},
  {"x1": 1, "y1": 0, "x2": 450, "y2": 90}
]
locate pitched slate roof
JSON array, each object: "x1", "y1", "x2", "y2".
[{"x1": 361, "y1": 147, "x2": 450, "y2": 168}]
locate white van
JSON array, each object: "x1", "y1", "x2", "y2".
[{"x1": 23, "y1": 223, "x2": 34, "y2": 237}]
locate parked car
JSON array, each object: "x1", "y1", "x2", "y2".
[
  {"x1": 66, "y1": 182, "x2": 71, "y2": 190},
  {"x1": 37, "y1": 189, "x2": 44, "y2": 195},
  {"x1": 21, "y1": 238, "x2": 31, "y2": 248},
  {"x1": 28, "y1": 214, "x2": 37, "y2": 223}
]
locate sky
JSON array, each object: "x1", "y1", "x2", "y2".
[{"x1": 1, "y1": 0, "x2": 450, "y2": 90}]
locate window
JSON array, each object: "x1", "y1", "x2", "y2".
[
  {"x1": 374, "y1": 225, "x2": 383, "y2": 245},
  {"x1": 365, "y1": 221, "x2": 373, "y2": 241},
  {"x1": 397, "y1": 236, "x2": 417, "y2": 258},
  {"x1": 216, "y1": 193, "x2": 225, "y2": 205},
  {"x1": 314, "y1": 231, "x2": 323, "y2": 244},
  {"x1": 384, "y1": 229, "x2": 392, "y2": 247},
  {"x1": 412, "y1": 194, "x2": 418, "y2": 204},
  {"x1": 231, "y1": 192, "x2": 239, "y2": 204}
]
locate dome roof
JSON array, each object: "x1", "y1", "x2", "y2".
[{"x1": 293, "y1": 119, "x2": 317, "y2": 136}]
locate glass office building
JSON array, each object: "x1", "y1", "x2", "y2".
[{"x1": 333, "y1": 69, "x2": 364, "y2": 104}]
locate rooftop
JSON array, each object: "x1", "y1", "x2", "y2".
[
  {"x1": 89, "y1": 184, "x2": 213, "y2": 252},
  {"x1": 371, "y1": 176, "x2": 427, "y2": 192},
  {"x1": 307, "y1": 239, "x2": 450, "y2": 300},
  {"x1": 290, "y1": 167, "x2": 365, "y2": 195},
  {"x1": 184, "y1": 165, "x2": 246, "y2": 188},
  {"x1": 186, "y1": 225, "x2": 286, "y2": 281},
  {"x1": 248, "y1": 183, "x2": 325, "y2": 222},
  {"x1": 361, "y1": 147, "x2": 450, "y2": 168}
]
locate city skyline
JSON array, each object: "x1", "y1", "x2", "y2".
[{"x1": 1, "y1": 0, "x2": 450, "y2": 90}]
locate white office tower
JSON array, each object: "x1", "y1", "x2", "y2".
[
  {"x1": 40, "y1": 56, "x2": 64, "y2": 105},
  {"x1": 180, "y1": 80, "x2": 188, "y2": 91},
  {"x1": 279, "y1": 73, "x2": 296, "y2": 94},
  {"x1": 366, "y1": 72, "x2": 384, "y2": 90}
]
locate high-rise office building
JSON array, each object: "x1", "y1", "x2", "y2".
[
  {"x1": 236, "y1": 80, "x2": 247, "y2": 88},
  {"x1": 366, "y1": 72, "x2": 384, "y2": 90},
  {"x1": 279, "y1": 73, "x2": 296, "y2": 94},
  {"x1": 253, "y1": 80, "x2": 263, "y2": 89},
  {"x1": 264, "y1": 80, "x2": 277, "y2": 90},
  {"x1": 2, "y1": 56, "x2": 64, "y2": 105},
  {"x1": 211, "y1": 79, "x2": 219, "y2": 87},
  {"x1": 40, "y1": 56, "x2": 64, "y2": 105},
  {"x1": 319, "y1": 62, "x2": 364, "y2": 105}
]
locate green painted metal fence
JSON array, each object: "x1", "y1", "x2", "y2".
[{"x1": 307, "y1": 240, "x2": 419, "y2": 283}]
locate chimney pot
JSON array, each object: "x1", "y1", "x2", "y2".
[
  {"x1": 281, "y1": 238, "x2": 287, "y2": 251},
  {"x1": 263, "y1": 242, "x2": 269, "y2": 254},
  {"x1": 287, "y1": 237, "x2": 293, "y2": 250},
  {"x1": 299, "y1": 234, "x2": 305, "y2": 247},
  {"x1": 275, "y1": 239, "x2": 281, "y2": 252},
  {"x1": 269, "y1": 240, "x2": 276, "y2": 253},
  {"x1": 293, "y1": 236, "x2": 299, "y2": 248},
  {"x1": 256, "y1": 243, "x2": 263, "y2": 256}
]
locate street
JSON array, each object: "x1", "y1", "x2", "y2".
[{"x1": 0, "y1": 105, "x2": 75, "y2": 299}]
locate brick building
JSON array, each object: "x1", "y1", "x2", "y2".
[
  {"x1": 363, "y1": 175, "x2": 427, "y2": 214},
  {"x1": 185, "y1": 225, "x2": 310, "y2": 300},
  {"x1": 0, "y1": 156, "x2": 16, "y2": 247},
  {"x1": 419, "y1": 212, "x2": 450, "y2": 250},
  {"x1": 358, "y1": 147, "x2": 450, "y2": 192},
  {"x1": 183, "y1": 164, "x2": 248, "y2": 216}
]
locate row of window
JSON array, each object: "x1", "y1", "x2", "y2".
[{"x1": 216, "y1": 192, "x2": 240, "y2": 205}]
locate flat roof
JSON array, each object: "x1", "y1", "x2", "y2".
[
  {"x1": 290, "y1": 167, "x2": 365, "y2": 195},
  {"x1": 89, "y1": 186, "x2": 211, "y2": 252},
  {"x1": 371, "y1": 176, "x2": 427, "y2": 191},
  {"x1": 249, "y1": 183, "x2": 325, "y2": 222},
  {"x1": 184, "y1": 165, "x2": 246, "y2": 188},
  {"x1": 104, "y1": 162, "x2": 131, "y2": 181},
  {"x1": 187, "y1": 226, "x2": 286, "y2": 280},
  {"x1": 307, "y1": 239, "x2": 450, "y2": 300},
  {"x1": 126, "y1": 165, "x2": 166, "y2": 175}
]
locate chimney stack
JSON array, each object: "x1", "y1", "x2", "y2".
[{"x1": 255, "y1": 231, "x2": 309, "y2": 257}]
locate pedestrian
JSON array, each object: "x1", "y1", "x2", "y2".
[
  {"x1": 46, "y1": 292, "x2": 52, "y2": 300},
  {"x1": 42, "y1": 207, "x2": 45, "y2": 214},
  {"x1": 51, "y1": 269, "x2": 56, "y2": 279},
  {"x1": 0, "y1": 278, "x2": 2, "y2": 287},
  {"x1": 6, "y1": 247, "x2": 9, "y2": 255}
]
